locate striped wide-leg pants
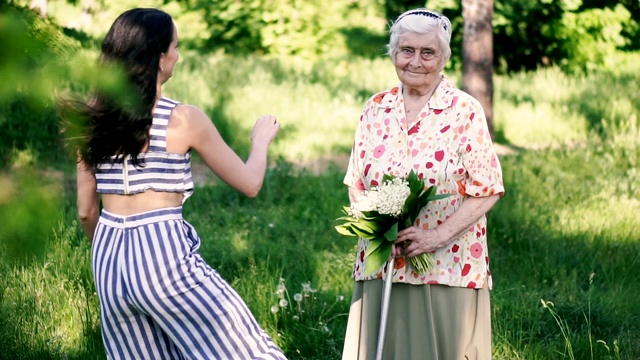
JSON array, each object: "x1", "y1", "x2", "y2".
[{"x1": 92, "y1": 207, "x2": 286, "y2": 360}]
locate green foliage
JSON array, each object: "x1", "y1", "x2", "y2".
[
  {"x1": 197, "y1": 0, "x2": 352, "y2": 60},
  {"x1": 493, "y1": 0, "x2": 639, "y2": 73},
  {"x1": 0, "y1": 166, "x2": 61, "y2": 265},
  {"x1": 0, "y1": 4, "x2": 79, "y2": 167},
  {"x1": 35, "y1": 0, "x2": 640, "y2": 75},
  {"x1": 384, "y1": 0, "x2": 426, "y2": 21},
  {"x1": 558, "y1": 4, "x2": 631, "y2": 73}
]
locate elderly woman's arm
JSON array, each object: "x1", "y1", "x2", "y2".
[
  {"x1": 348, "y1": 187, "x2": 363, "y2": 204},
  {"x1": 395, "y1": 194, "x2": 500, "y2": 258}
]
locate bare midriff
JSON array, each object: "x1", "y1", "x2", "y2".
[{"x1": 101, "y1": 190, "x2": 183, "y2": 216}]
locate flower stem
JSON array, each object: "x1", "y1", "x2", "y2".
[{"x1": 410, "y1": 253, "x2": 435, "y2": 274}]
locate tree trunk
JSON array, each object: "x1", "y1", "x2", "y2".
[
  {"x1": 462, "y1": 0, "x2": 494, "y2": 138},
  {"x1": 30, "y1": 0, "x2": 47, "y2": 17}
]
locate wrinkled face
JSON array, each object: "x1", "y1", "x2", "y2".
[
  {"x1": 159, "y1": 23, "x2": 179, "y2": 83},
  {"x1": 393, "y1": 32, "x2": 444, "y2": 89}
]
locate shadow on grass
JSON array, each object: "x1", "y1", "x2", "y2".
[
  {"x1": 488, "y1": 149, "x2": 640, "y2": 358},
  {"x1": 570, "y1": 70, "x2": 640, "y2": 139}
]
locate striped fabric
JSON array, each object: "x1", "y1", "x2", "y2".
[
  {"x1": 95, "y1": 97, "x2": 194, "y2": 202},
  {"x1": 93, "y1": 207, "x2": 287, "y2": 359}
]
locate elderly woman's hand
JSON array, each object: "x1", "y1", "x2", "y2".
[{"x1": 392, "y1": 227, "x2": 446, "y2": 259}]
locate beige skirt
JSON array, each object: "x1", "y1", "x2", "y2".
[{"x1": 341, "y1": 280, "x2": 491, "y2": 360}]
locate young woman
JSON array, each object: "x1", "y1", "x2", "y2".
[{"x1": 67, "y1": 8, "x2": 287, "y2": 359}]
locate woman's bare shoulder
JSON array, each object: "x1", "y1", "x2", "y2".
[
  {"x1": 166, "y1": 103, "x2": 217, "y2": 152},
  {"x1": 168, "y1": 103, "x2": 210, "y2": 130},
  {"x1": 171, "y1": 103, "x2": 206, "y2": 121}
]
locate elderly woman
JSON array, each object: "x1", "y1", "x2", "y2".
[{"x1": 341, "y1": 8, "x2": 504, "y2": 360}]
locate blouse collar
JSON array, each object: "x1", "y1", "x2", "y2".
[{"x1": 373, "y1": 75, "x2": 458, "y2": 112}]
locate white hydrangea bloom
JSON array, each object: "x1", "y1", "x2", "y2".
[
  {"x1": 374, "y1": 177, "x2": 410, "y2": 216},
  {"x1": 349, "y1": 177, "x2": 409, "y2": 218}
]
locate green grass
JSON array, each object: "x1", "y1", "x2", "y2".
[{"x1": 1, "y1": 48, "x2": 639, "y2": 359}]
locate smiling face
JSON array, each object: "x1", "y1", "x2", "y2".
[{"x1": 393, "y1": 32, "x2": 444, "y2": 92}]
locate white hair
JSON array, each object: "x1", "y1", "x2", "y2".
[{"x1": 386, "y1": 8, "x2": 453, "y2": 63}]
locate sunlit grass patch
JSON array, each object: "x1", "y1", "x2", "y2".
[
  {"x1": 0, "y1": 216, "x2": 100, "y2": 358},
  {"x1": 494, "y1": 101, "x2": 588, "y2": 146},
  {"x1": 554, "y1": 196, "x2": 640, "y2": 240}
]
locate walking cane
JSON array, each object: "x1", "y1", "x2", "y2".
[{"x1": 375, "y1": 257, "x2": 395, "y2": 360}]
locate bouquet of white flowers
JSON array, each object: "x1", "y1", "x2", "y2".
[{"x1": 336, "y1": 170, "x2": 450, "y2": 275}]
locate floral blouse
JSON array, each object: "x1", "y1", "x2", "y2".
[{"x1": 344, "y1": 76, "x2": 505, "y2": 289}]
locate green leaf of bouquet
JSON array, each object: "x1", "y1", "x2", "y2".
[
  {"x1": 401, "y1": 217, "x2": 413, "y2": 229},
  {"x1": 407, "y1": 169, "x2": 418, "y2": 183},
  {"x1": 367, "y1": 213, "x2": 397, "y2": 228},
  {"x1": 351, "y1": 222, "x2": 377, "y2": 238},
  {"x1": 365, "y1": 238, "x2": 385, "y2": 257},
  {"x1": 356, "y1": 220, "x2": 383, "y2": 234},
  {"x1": 422, "y1": 185, "x2": 436, "y2": 198},
  {"x1": 384, "y1": 222, "x2": 398, "y2": 241},
  {"x1": 409, "y1": 178, "x2": 423, "y2": 194},
  {"x1": 402, "y1": 193, "x2": 416, "y2": 213},
  {"x1": 426, "y1": 193, "x2": 451, "y2": 201},
  {"x1": 364, "y1": 242, "x2": 393, "y2": 276},
  {"x1": 382, "y1": 173, "x2": 395, "y2": 183},
  {"x1": 361, "y1": 210, "x2": 381, "y2": 218},
  {"x1": 335, "y1": 225, "x2": 357, "y2": 236},
  {"x1": 404, "y1": 193, "x2": 421, "y2": 218},
  {"x1": 415, "y1": 186, "x2": 440, "y2": 212},
  {"x1": 335, "y1": 216, "x2": 356, "y2": 222},
  {"x1": 358, "y1": 218, "x2": 382, "y2": 231}
]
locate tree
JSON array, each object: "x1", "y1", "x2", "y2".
[
  {"x1": 461, "y1": 0, "x2": 494, "y2": 138},
  {"x1": 385, "y1": 0, "x2": 428, "y2": 20}
]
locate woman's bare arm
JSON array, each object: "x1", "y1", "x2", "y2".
[
  {"x1": 76, "y1": 160, "x2": 99, "y2": 243},
  {"x1": 178, "y1": 105, "x2": 279, "y2": 198}
]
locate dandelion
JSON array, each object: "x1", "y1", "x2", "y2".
[
  {"x1": 301, "y1": 282, "x2": 317, "y2": 295},
  {"x1": 279, "y1": 299, "x2": 289, "y2": 308},
  {"x1": 276, "y1": 278, "x2": 286, "y2": 298},
  {"x1": 270, "y1": 305, "x2": 279, "y2": 314},
  {"x1": 293, "y1": 293, "x2": 303, "y2": 302},
  {"x1": 336, "y1": 295, "x2": 344, "y2": 302},
  {"x1": 318, "y1": 321, "x2": 331, "y2": 334}
]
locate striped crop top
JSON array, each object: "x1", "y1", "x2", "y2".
[{"x1": 94, "y1": 97, "x2": 194, "y2": 203}]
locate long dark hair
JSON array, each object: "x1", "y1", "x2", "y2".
[{"x1": 63, "y1": 8, "x2": 174, "y2": 168}]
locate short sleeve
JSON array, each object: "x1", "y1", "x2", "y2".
[
  {"x1": 343, "y1": 107, "x2": 368, "y2": 191},
  {"x1": 460, "y1": 99, "x2": 505, "y2": 197}
]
